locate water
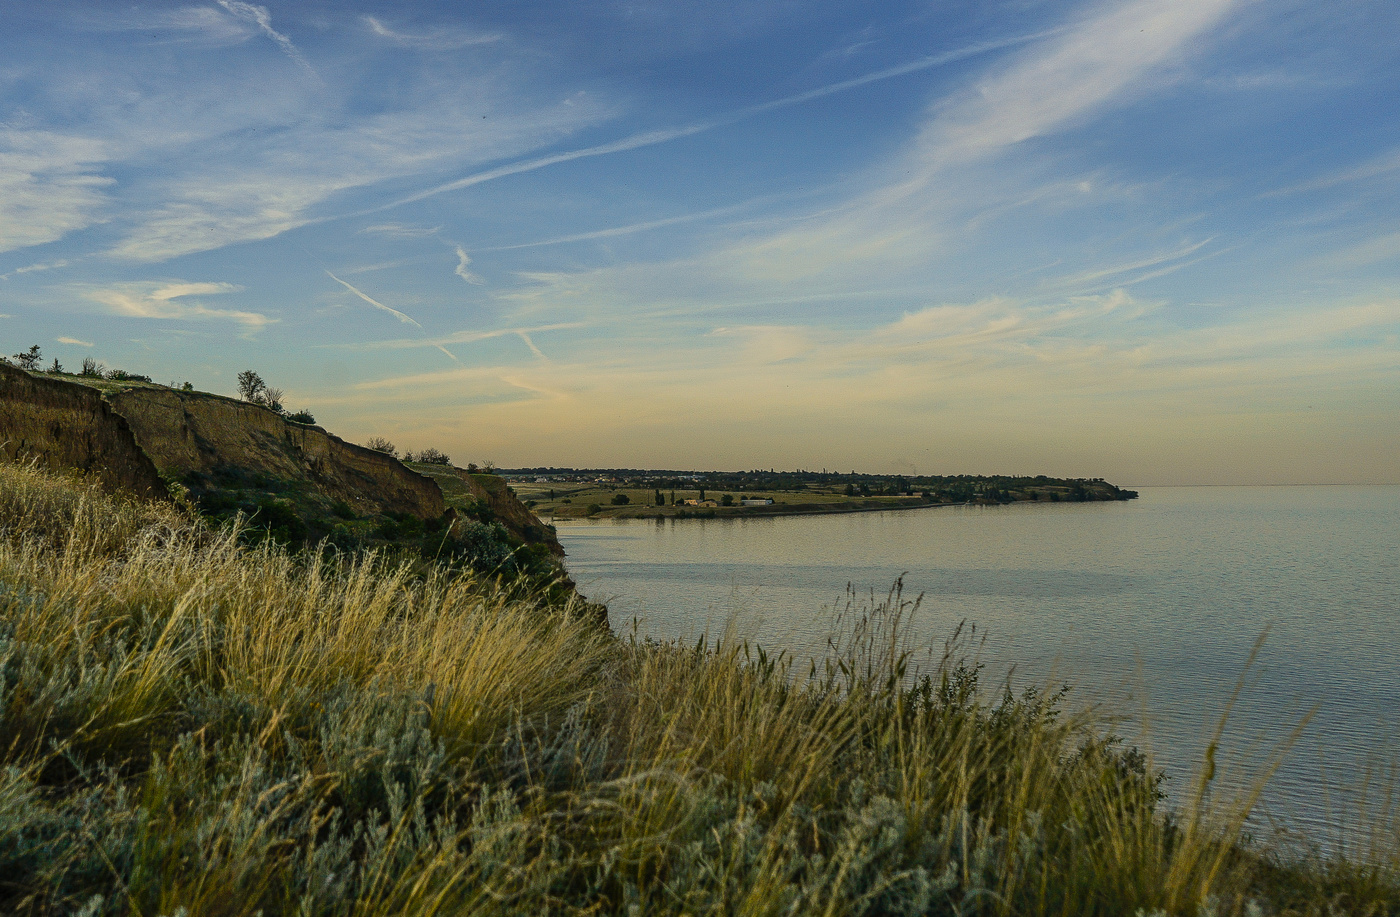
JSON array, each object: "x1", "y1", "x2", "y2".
[{"x1": 555, "y1": 486, "x2": 1400, "y2": 842}]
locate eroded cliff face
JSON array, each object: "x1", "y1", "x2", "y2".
[
  {"x1": 460, "y1": 470, "x2": 566, "y2": 558},
  {"x1": 1, "y1": 368, "x2": 570, "y2": 580},
  {"x1": 105, "y1": 387, "x2": 445, "y2": 520},
  {"x1": 0, "y1": 364, "x2": 168, "y2": 498}
]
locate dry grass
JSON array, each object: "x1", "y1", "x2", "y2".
[{"x1": 1, "y1": 459, "x2": 1396, "y2": 915}]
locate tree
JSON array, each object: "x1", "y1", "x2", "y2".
[
  {"x1": 611, "y1": 493, "x2": 630, "y2": 505},
  {"x1": 416, "y1": 447, "x2": 451, "y2": 465},
  {"x1": 236, "y1": 370, "x2": 266, "y2": 403},
  {"x1": 654, "y1": 489, "x2": 664, "y2": 506},
  {"x1": 365, "y1": 437, "x2": 398, "y2": 458},
  {"x1": 720, "y1": 494, "x2": 734, "y2": 507},
  {"x1": 48, "y1": 358, "x2": 63, "y2": 374},
  {"x1": 81, "y1": 357, "x2": 105, "y2": 378},
  {"x1": 261, "y1": 387, "x2": 286, "y2": 414},
  {"x1": 11, "y1": 345, "x2": 41, "y2": 371},
  {"x1": 844, "y1": 483, "x2": 855, "y2": 496}
]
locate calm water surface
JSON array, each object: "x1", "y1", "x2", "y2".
[{"x1": 555, "y1": 486, "x2": 1400, "y2": 838}]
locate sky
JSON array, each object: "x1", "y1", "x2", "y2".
[{"x1": 1, "y1": 0, "x2": 1397, "y2": 484}]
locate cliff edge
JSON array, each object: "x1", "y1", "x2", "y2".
[
  {"x1": 0, "y1": 363, "x2": 168, "y2": 498},
  {"x1": 0, "y1": 366, "x2": 559, "y2": 560}
]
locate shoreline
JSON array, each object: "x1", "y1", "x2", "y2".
[{"x1": 550, "y1": 499, "x2": 985, "y2": 524}]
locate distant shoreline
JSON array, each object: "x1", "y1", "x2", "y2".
[{"x1": 551, "y1": 499, "x2": 974, "y2": 524}]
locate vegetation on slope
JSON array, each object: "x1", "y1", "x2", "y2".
[{"x1": 1, "y1": 462, "x2": 1397, "y2": 915}]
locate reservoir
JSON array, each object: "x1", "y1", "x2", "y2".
[{"x1": 555, "y1": 485, "x2": 1400, "y2": 842}]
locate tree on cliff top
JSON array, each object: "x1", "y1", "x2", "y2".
[
  {"x1": 236, "y1": 370, "x2": 265, "y2": 402},
  {"x1": 11, "y1": 345, "x2": 41, "y2": 370},
  {"x1": 236, "y1": 370, "x2": 287, "y2": 415}
]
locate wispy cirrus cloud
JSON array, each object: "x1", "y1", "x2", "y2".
[
  {"x1": 216, "y1": 1, "x2": 316, "y2": 77},
  {"x1": 0, "y1": 259, "x2": 71, "y2": 281},
  {"x1": 385, "y1": 29, "x2": 1052, "y2": 211},
  {"x1": 453, "y1": 247, "x2": 484, "y2": 284},
  {"x1": 78, "y1": 5, "x2": 252, "y2": 44},
  {"x1": 105, "y1": 90, "x2": 607, "y2": 261},
  {"x1": 83, "y1": 281, "x2": 272, "y2": 329},
  {"x1": 363, "y1": 16, "x2": 501, "y2": 51},
  {"x1": 0, "y1": 131, "x2": 112, "y2": 255},
  {"x1": 56, "y1": 336, "x2": 94, "y2": 347},
  {"x1": 360, "y1": 223, "x2": 441, "y2": 238}
]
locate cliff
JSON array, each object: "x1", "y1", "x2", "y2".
[
  {"x1": 105, "y1": 386, "x2": 445, "y2": 521},
  {"x1": 409, "y1": 463, "x2": 565, "y2": 558},
  {"x1": 0, "y1": 366, "x2": 563, "y2": 560},
  {"x1": 0, "y1": 363, "x2": 168, "y2": 498}
]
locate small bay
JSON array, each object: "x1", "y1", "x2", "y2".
[{"x1": 556, "y1": 485, "x2": 1400, "y2": 840}]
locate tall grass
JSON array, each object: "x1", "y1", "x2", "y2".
[{"x1": 1, "y1": 459, "x2": 1397, "y2": 915}]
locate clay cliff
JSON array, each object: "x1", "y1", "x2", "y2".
[
  {"x1": 105, "y1": 386, "x2": 445, "y2": 521},
  {"x1": 0, "y1": 363, "x2": 168, "y2": 498},
  {"x1": 0, "y1": 366, "x2": 559, "y2": 555}
]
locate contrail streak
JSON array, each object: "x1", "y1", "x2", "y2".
[
  {"x1": 325, "y1": 270, "x2": 461, "y2": 364},
  {"x1": 385, "y1": 29, "x2": 1055, "y2": 211},
  {"x1": 217, "y1": 1, "x2": 317, "y2": 77}
]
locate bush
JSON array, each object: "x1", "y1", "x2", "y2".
[
  {"x1": 286, "y1": 409, "x2": 316, "y2": 425},
  {"x1": 364, "y1": 437, "x2": 398, "y2": 458},
  {"x1": 610, "y1": 493, "x2": 630, "y2": 505},
  {"x1": 585, "y1": 503, "x2": 601, "y2": 516},
  {"x1": 80, "y1": 357, "x2": 105, "y2": 377},
  {"x1": 105, "y1": 369, "x2": 152, "y2": 382},
  {"x1": 415, "y1": 447, "x2": 451, "y2": 465}
]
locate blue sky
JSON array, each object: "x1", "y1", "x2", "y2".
[{"x1": 2, "y1": 0, "x2": 1397, "y2": 483}]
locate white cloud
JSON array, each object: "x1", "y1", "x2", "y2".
[
  {"x1": 0, "y1": 259, "x2": 71, "y2": 281},
  {"x1": 56, "y1": 336, "x2": 94, "y2": 347},
  {"x1": 914, "y1": 0, "x2": 1236, "y2": 169},
  {"x1": 454, "y1": 247, "x2": 484, "y2": 284},
  {"x1": 363, "y1": 16, "x2": 501, "y2": 51},
  {"x1": 108, "y1": 89, "x2": 608, "y2": 261},
  {"x1": 79, "y1": 6, "x2": 252, "y2": 44},
  {"x1": 215, "y1": 1, "x2": 316, "y2": 77},
  {"x1": 108, "y1": 175, "x2": 339, "y2": 262},
  {"x1": 324, "y1": 271, "x2": 423, "y2": 328},
  {"x1": 83, "y1": 281, "x2": 272, "y2": 329},
  {"x1": 360, "y1": 223, "x2": 441, "y2": 238},
  {"x1": 0, "y1": 131, "x2": 112, "y2": 254}
]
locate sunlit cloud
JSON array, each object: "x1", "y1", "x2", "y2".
[
  {"x1": 83, "y1": 281, "x2": 272, "y2": 329},
  {"x1": 0, "y1": 259, "x2": 71, "y2": 281},
  {"x1": 57, "y1": 336, "x2": 94, "y2": 347}
]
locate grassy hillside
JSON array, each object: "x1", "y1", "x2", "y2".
[{"x1": 1, "y1": 461, "x2": 1397, "y2": 915}]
